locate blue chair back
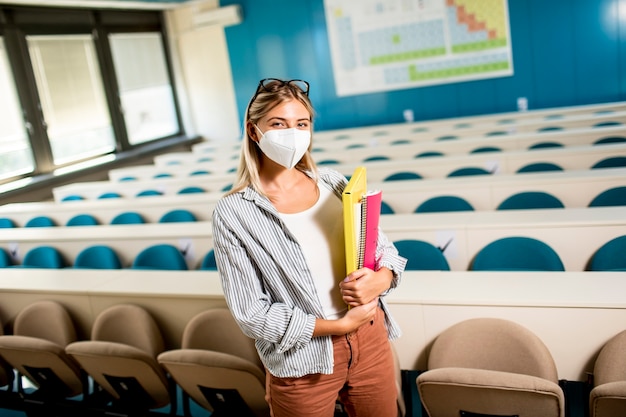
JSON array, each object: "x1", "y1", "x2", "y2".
[
  {"x1": 393, "y1": 239, "x2": 450, "y2": 271},
  {"x1": 178, "y1": 186, "x2": 206, "y2": 194},
  {"x1": 516, "y1": 162, "x2": 564, "y2": 174},
  {"x1": 447, "y1": 167, "x2": 491, "y2": 177},
  {"x1": 471, "y1": 237, "x2": 564, "y2": 271},
  {"x1": 200, "y1": 249, "x2": 217, "y2": 270},
  {"x1": 415, "y1": 151, "x2": 444, "y2": 158},
  {"x1": 470, "y1": 146, "x2": 501, "y2": 154},
  {"x1": 98, "y1": 192, "x2": 122, "y2": 199},
  {"x1": 110, "y1": 212, "x2": 146, "y2": 225},
  {"x1": 380, "y1": 201, "x2": 395, "y2": 215},
  {"x1": 132, "y1": 244, "x2": 188, "y2": 270},
  {"x1": 528, "y1": 142, "x2": 564, "y2": 150},
  {"x1": 0, "y1": 248, "x2": 13, "y2": 267},
  {"x1": 415, "y1": 196, "x2": 474, "y2": 213},
  {"x1": 22, "y1": 246, "x2": 66, "y2": 269},
  {"x1": 158, "y1": 209, "x2": 197, "y2": 223},
  {"x1": 497, "y1": 192, "x2": 565, "y2": 210},
  {"x1": 74, "y1": 245, "x2": 122, "y2": 269},
  {"x1": 66, "y1": 214, "x2": 99, "y2": 227},
  {"x1": 588, "y1": 187, "x2": 626, "y2": 207},
  {"x1": 0, "y1": 218, "x2": 15, "y2": 228},
  {"x1": 136, "y1": 189, "x2": 163, "y2": 197},
  {"x1": 588, "y1": 235, "x2": 626, "y2": 271},
  {"x1": 61, "y1": 195, "x2": 85, "y2": 201},
  {"x1": 591, "y1": 156, "x2": 626, "y2": 169},
  {"x1": 593, "y1": 136, "x2": 626, "y2": 145},
  {"x1": 383, "y1": 172, "x2": 422, "y2": 181},
  {"x1": 24, "y1": 216, "x2": 56, "y2": 228}
]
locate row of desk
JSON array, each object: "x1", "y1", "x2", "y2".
[
  {"x1": 1, "y1": 206, "x2": 624, "y2": 271},
  {"x1": 0, "y1": 268, "x2": 624, "y2": 381}
]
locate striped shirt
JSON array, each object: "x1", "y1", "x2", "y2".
[{"x1": 211, "y1": 167, "x2": 407, "y2": 378}]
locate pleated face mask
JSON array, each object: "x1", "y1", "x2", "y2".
[{"x1": 255, "y1": 125, "x2": 311, "y2": 169}]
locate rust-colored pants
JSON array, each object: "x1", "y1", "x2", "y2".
[{"x1": 266, "y1": 308, "x2": 397, "y2": 417}]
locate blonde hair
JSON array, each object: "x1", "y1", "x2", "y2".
[{"x1": 227, "y1": 79, "x2": 318, "y2": 196}]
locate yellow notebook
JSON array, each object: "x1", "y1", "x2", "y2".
[{"x1": 342, "y1": 166, "x2": 367, "y2": 275}]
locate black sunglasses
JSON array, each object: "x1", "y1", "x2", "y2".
[{"x1": 247, "y1": 78, "x2": 310, "y2": 118}]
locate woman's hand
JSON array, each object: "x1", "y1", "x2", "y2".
[
  {"x1": 341, "y1": 297, "x2": 379, "y2": 333},
  {"x1": 339, "y1": 267, "x2": 393, "y2": 307}
]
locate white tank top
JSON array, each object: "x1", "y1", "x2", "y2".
[{"x1": 279, "y1": 181, "x2": 347, "y2": 319}]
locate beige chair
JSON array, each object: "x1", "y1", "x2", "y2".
[
  {"x1": 416, "y1": 317, "x2": 565, "y2": 417},
  {"x1": 65, "y1": 303, "x2": 174, "y2": 414},
  {"x1": 0, "y1": 319, "x2": 15, "y2": 392},
  {"x1": 589, "y1": 329, "x2": 626, "y2": 417},
  {"x1": 157, "y1": 308, "x2": 269, "y2": 417},
  {"x1": 0, "y1": 300, "x2": 85, "y2": 402}
]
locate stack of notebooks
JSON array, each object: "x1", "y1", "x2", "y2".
[{"x1": 342, "y1": 166, "x2": 382, "y2": 274}]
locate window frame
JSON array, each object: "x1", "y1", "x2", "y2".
[{"x1": 0, "y1": 5, "x2": 185, "y2": 186}]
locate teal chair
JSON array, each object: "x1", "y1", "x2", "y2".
[
  {"x1": 393, "y1": 239, "x2": 450, "y2": 271},
  {"x1": 380, "y1": 201, "x2": 394, "y2": 215},
  {"x1": 588, "y1": 186, "x2": 626, "y2": 207},
  {"x1": 158, "y1": 209, "x2": 197, "y2": 223},
  {"x1": 98, "y1": 192, "x2": 122, "y2": 199},
  {"x1": 0, "y1": 218, "x2": 15, "y2": 228},
  {"x1": 528, "y1": 142, "x2": 564, "y2": 150},
  {"x1": 60, "y1": 195, "x2": 85, "y2": 201},
  {"x1": 178, "y1": 186, "x2": 206, "y2": 194},
  {"x1": 21, "y1": 246, "x2": 66, "y2": 269},
  {"x1": 24, "y1": 216, "x2": 56, "y2": 227},
  {"x1": 594, "y1": 136, "x2": 626, "y2": 145},
  {"x1": 199, "y1": 249, "x2": 217, "y2": 270},
  {"x1": 516, "y1": 162, "x2": 563, "y2": 173},
  {"x1": 136, "y1": 189, "x2": 163, "y2": 197},
  {"x1": 384, "y1": 172, "x2": 422, "y2": 181},
  {"x1": 470, "y1": 146, "x2": 501, "y2": 154},
  {"x1": 415, "y1": 151, "x2": 444, "y2": 158},
  {"x1": 447, "y1": 167, "x2": 491, "y2": 177},
  {"x1": 496, "y1": 192, "x2": 564, "y2": 210},
  {"x1": 588, "y1": 235, "x2": 626, "y2": 271},
  {"x1": 415, "y1": 196, "x2": 474, "y2": 213},
  {"x1": 363, "y1": 155, "x2": 390, "y2": 162},
  {"x1": 66, "y1": 214, "x2": 99, "y2": 226},
  {"x1": 591, "y1": 156, "x2": 626, "y2": 169},
  {"x1": 110, "y1": 211, "x2": 146, "y2": 225},
  {"x1": 0, "y1": 248, "x2": 13, "y2": 268},
  {"x1": 470, "y1": 237, "x2": 565, "y2": 271},
  {"x1": 132, "y1": 244, "x2": 188, "y2": 270},
  {"x1": 74, "y1": 245, "x2": 122, "y2": 269}
]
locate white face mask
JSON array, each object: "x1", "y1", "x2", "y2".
[{"x1": 255, "y1": 126, "x2": 311, "y2": 169}]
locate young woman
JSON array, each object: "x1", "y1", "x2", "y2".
[{"x1": 211, "y1": 78, "x2": 407, "y2": 417}]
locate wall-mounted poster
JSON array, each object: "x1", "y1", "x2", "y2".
[{"x1": 324, "y1": 0, "x2": 513, "y2": 96}]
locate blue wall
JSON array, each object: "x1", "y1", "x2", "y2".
[{"x1": 221, "y1": 0, "x2": 626, "y2": 131}]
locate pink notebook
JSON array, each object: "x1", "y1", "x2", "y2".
[{"x1": 360, "y1": 190, "x2": 382, "y2": 270}]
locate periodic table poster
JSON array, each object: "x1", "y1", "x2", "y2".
[{"x1": 324, "y1": 0, "x2": 513, "y2": 96}]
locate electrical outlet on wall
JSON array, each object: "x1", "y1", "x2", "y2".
[{"x1": 517, "y1": 97, "x2": 528, "y2": 112}]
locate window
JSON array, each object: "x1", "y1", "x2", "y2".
[
  {"x1": 27, "y1": 34, "x2": 116, "y2": 165},
  {"x1": 0, "y1": 37, "x2": 35, "y2": 180},
  {"x1": 109, "y1": 32, "x2": 179, "y2": 145}
]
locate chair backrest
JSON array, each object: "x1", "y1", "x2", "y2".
[
  {"x1": 415, "y1": 196, "x2": 474, "y2": 213},
  {"x1": 60, "y1": 194, "x2": 85, "y2": 201},
  {"x1": 592, "y1": 156, "x2": 626, "y2": 169},
  {"x1": 0, "y1": 301, "x2": 83, "y2": 398},
  {"x1": 427, "y1": 318, "x2": 559, "y2": 383},
  {"x1": 528, "y1": 141, "x2": 564, "y2": 150},
  {"x1": 98, "y1": 192, "x2": 122, "y2": 199},
  {"x1": 24, "y1": 215, "x2": 56, "y2": 227},
  {"x1": 66, "y1": 213, "x2": 99, "y2": 226},
  {"x1": 74, "y1": 245, "x2": 123, "y2": 269},
  {"x1": 136, "y1": 189, "x2": 163, "y2": 197},
  {"x1": 0, "y1": 218, "x2": 16, "y2": 228},
  {"x1": 0, "y1": 248, "x2": 13, "y2": 267},
  {"x1": 516, "y1": 162, "x2": 564, "y2": 173},
  {"x1": 110, "y1": 211, "x2": 146, "y2": 225},
  {"x1": 593, "y1": 329, "x2": 626, "y2": 387},
  {"x1": 588, "y1": 186, "x2": 626, "y2": 207},
  {"x1": 200, "y1": 249, "x2": 217, "y2": 270},
  {"x1": 470, "y1": 146, "x2": 501, "y2": 154},
  {"x1": 447, "y1": 167, "x2": 491, "y2": 177},
  {"x1": 594, "y1": 136, "x2": 626, "y2": 145},
  {"x1": 393, "y1": 239, "x2": 450, "y2": 271},
  {"x1": 158, "y1": 209, "x2": 197, "y2": 223},
  {"x1": 380, "y1": 200, "x2": 395, "y2": 214},
  {"x1": 132, "y1": 244, "x2": 188, "y2": 270},
  {"x1": 181, "y1": 308, "x2": 262, "y2": 369},
  {"x1": 588, "y1": 235, "x2": 626, "y2": 271},
  {"x1": 383, "y1": 171, "x2": 422, "y2": 181},
  {"x1": 14, "y1": 300, "x2": 77, "y2": 346},
  {"x1": 177, "y1": 186, "x2": 206, "y2": 194},
  {"x1": 91, "y1": 304, "x2": 164, "y2": 357},
  {"x1": 471, "y1": 236, "x2": 565, "y2": 271},
  {"x1": 415, "y1": 151, "x2": 444, "y2": 158},
  {"x1": 496, "y1": 191, "x2": 565, "y2": 210},
  {"x1": 22, "y1": 246, "x2": 66, "y2": 268}
]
